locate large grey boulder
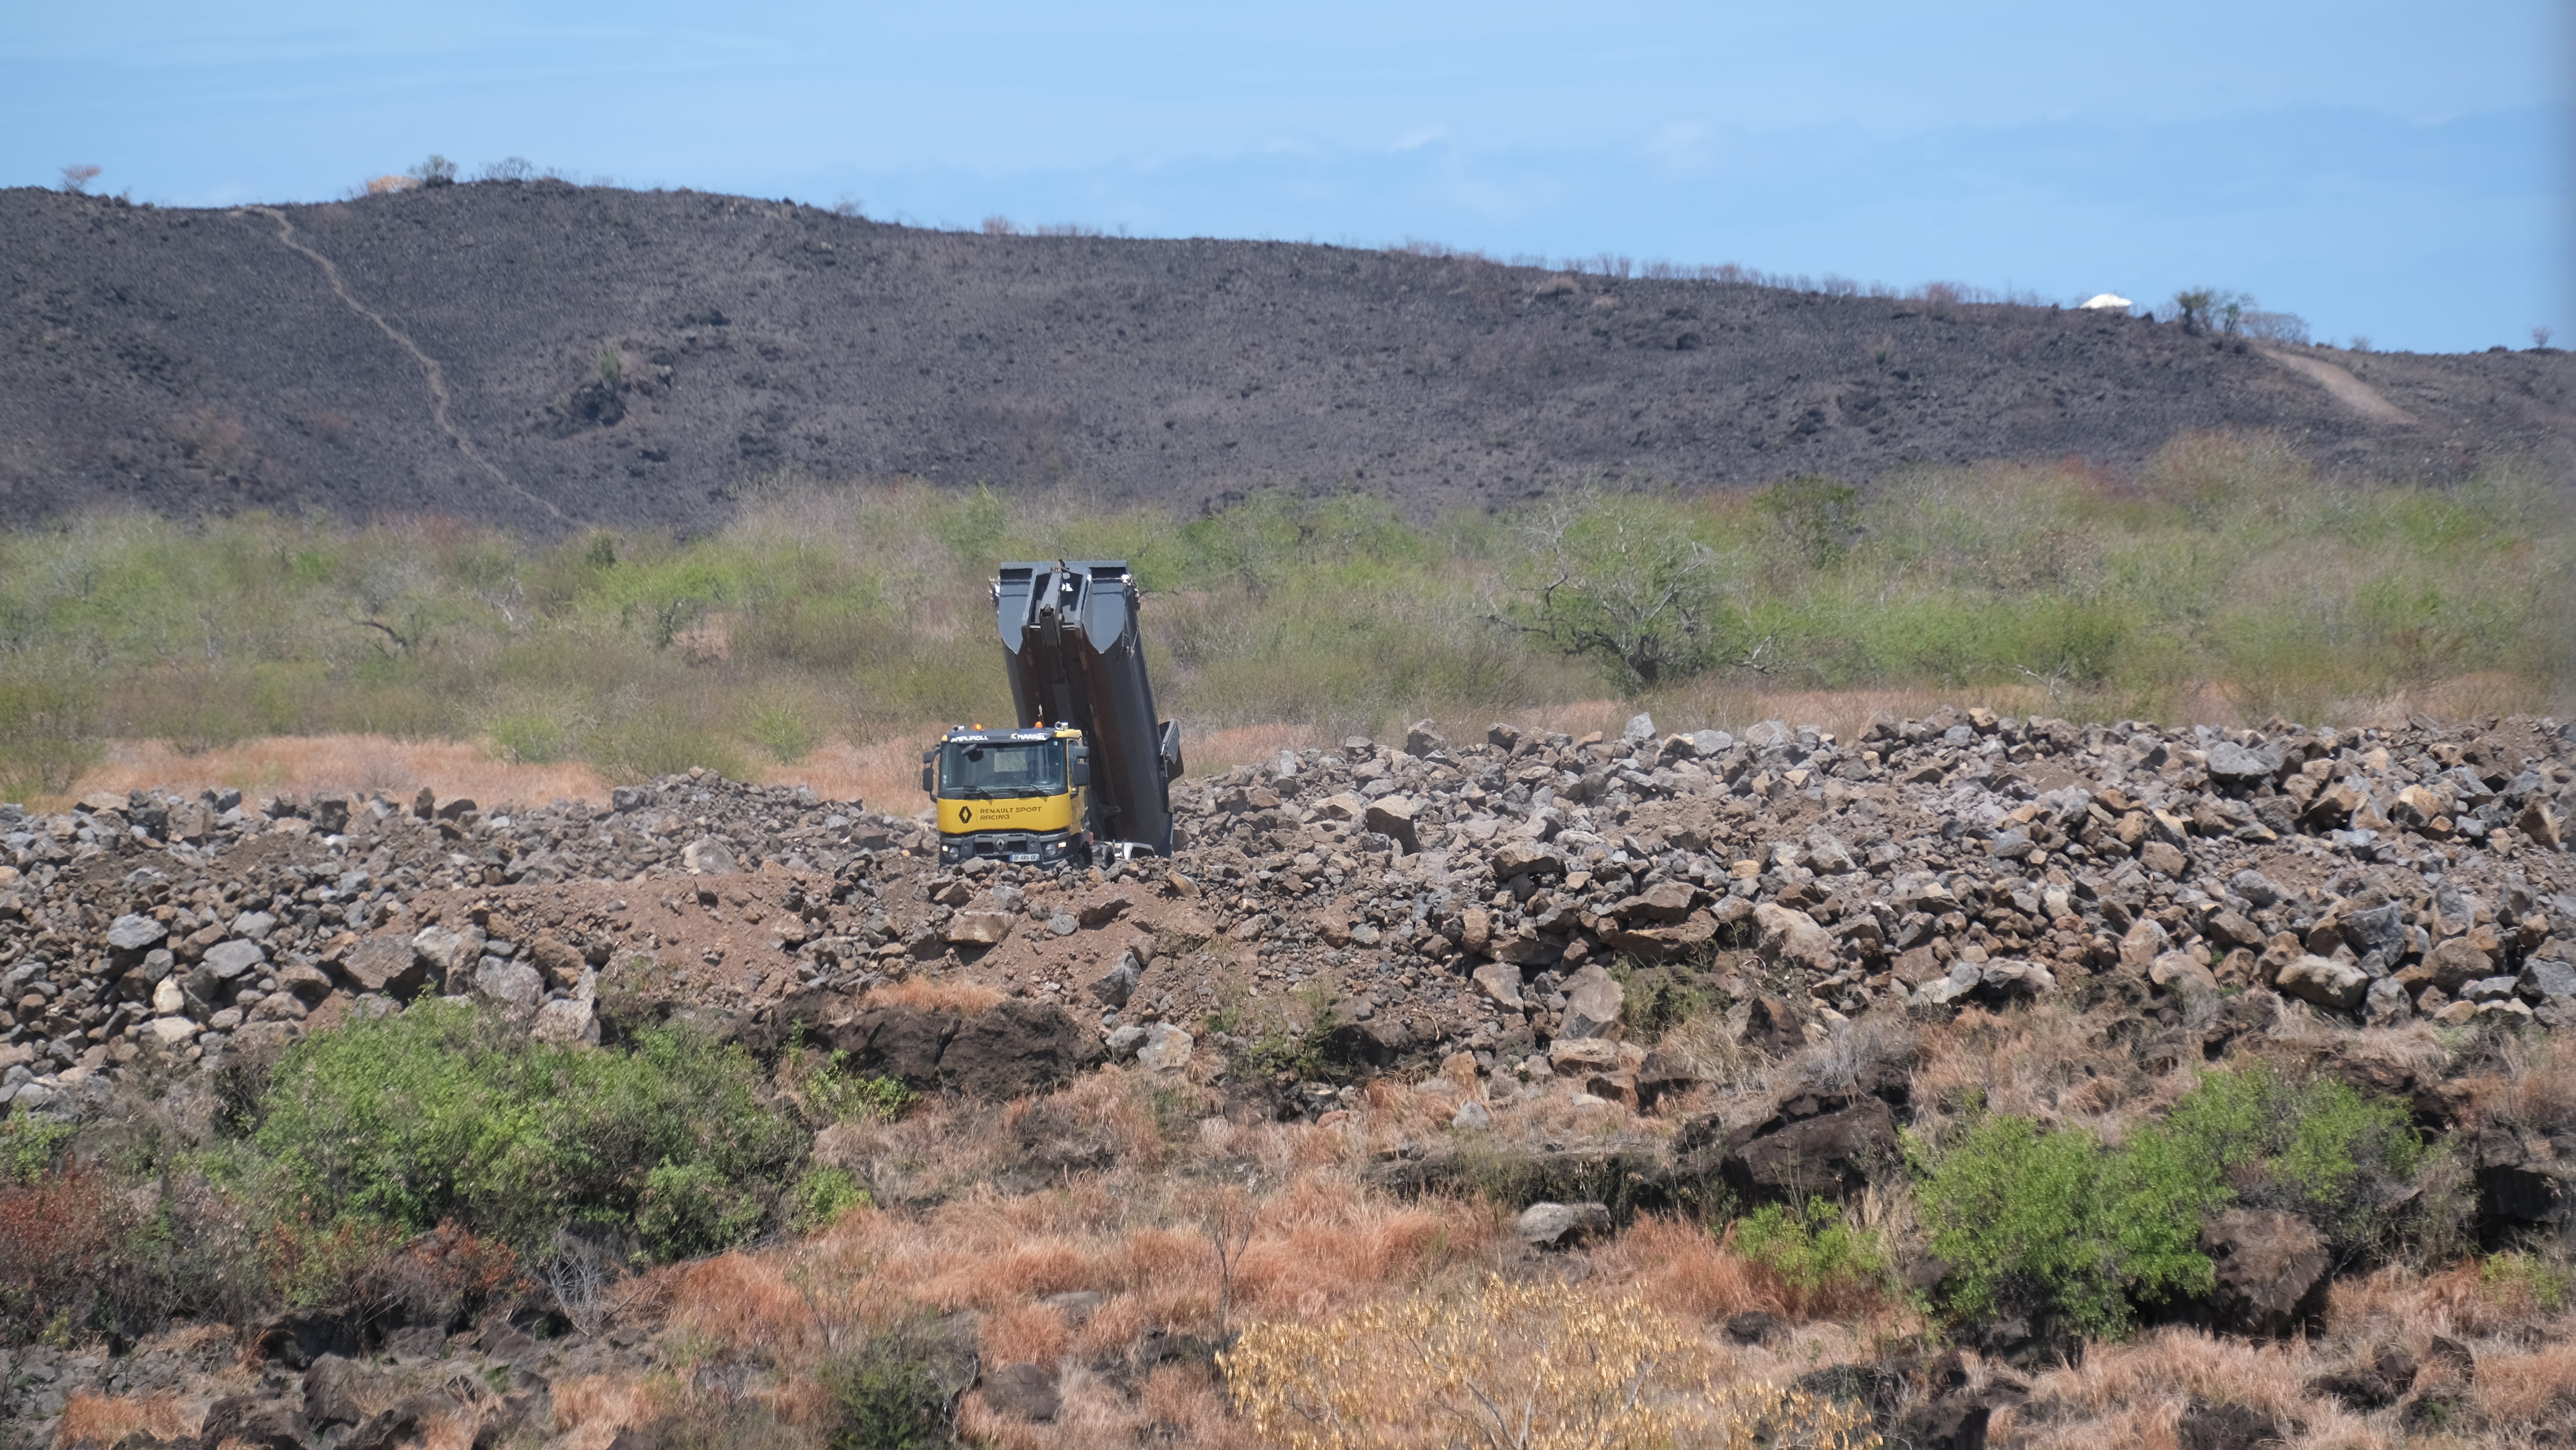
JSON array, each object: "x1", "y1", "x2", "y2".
[
  {"x1": 1558, "y1": 963, "x2": 1625, "y2": 1039},
  {"x1": 531, "y1": 996, "x2": 599, "y2": 1045},
  {"x1": 1135, "y1": 1023, "x2": 1193, "y2": 1073},
  {"x1": 105, "y1": 913, "x2": 167, "y2": 953},
  {"x1": 474, "y1": 958, "x2": 545, "y2": 1015},
  {"x1": 682, "y1": 837, "x2": 737, "y2": 874},
  {"x1": 203, "y1": 938, "x2": 268, "y2": 981},
  {"x1": 1470, "y1": 961, "x2": 1525, "y2": 1010},
  {"x1": 1364, "y1": 796, "x2": 1421, "y2": 854},
  {"x1": 2203, "y1": 740, "x2": 2279, "y2": 791},
  {"x1": 1089, "y1": 948, "x2": 1143, "y2": 1007},
  {"x1": 947, "y1": 911, "x2": 1017, "y2": 947},
  {"x1": 2276, "y1": 955, "x2": 2368, "y2": 1011},
  {"x1": 342, "y1": 935, "x2": 427, "y2": 996},
  {"x1": 1515, "y1": 1201, "x2": 1612, "y2": 1248}
]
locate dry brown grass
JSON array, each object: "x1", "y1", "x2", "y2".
[
  {"x1": 1596, "y1": 1216, "x2": 1777, "y2": 1321},
  {"x1": 2469, "y1": 1338, "x2": 2576, "y2": 1429},
  {"x1": 2333, "y1": 1259, "x2": 2570, "y2": 1342},
  {"x1": 549, "y1": 1376, "x2": 665, "y2": 1450},
  {"x1": 667, "y1": 1251, "x2": 832, "y2": 1363},
  {"x1": 70, "y1": 734, "x2": 610, "y2": 810},
  {"x1": 760, "y1": 733, "x2": 934, "y2": 811},
  {"x1": 632, "y1": 1096, "x2": 1505, "y2": 1450},
  {"x1": 864, "y1": 977, "x2": 1009, "y2": 1014},
  {"x1": 2003, "y1": 1327, "x2": 2333, "y2": 1450},
  {"x1": 1191, "y1": 722, "x2": 1336, "y2": 775},
  {"x1": 52, "y1": 1390, "x2": 199, "y2": 1448},
  {"x1": 2454, "y1": 1032, "x2": 2576, "y2": 1136},
  {"x1": 1910, "y1": 1004, "x2": 2192, "y2": 1140},
  {"x1": 1986, "y1": 1260, "x2": 2576, "y2": 1449}
]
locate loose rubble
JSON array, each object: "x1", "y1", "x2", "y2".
[
  {"x1": 5, "y1": 710, "x2": 2574, "y2": 1122},
  {"x1": 6, "y1": 707, "x2": 2576, "y2": 1446}
]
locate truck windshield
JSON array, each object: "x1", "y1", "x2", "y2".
[{"x1": 940, "y1": 739, "x2": 1065, "y2": 798}]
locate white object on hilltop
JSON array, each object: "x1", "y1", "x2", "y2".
[{"x1": 2079, "y1": 293, "x2": 2134, "y2": 310}]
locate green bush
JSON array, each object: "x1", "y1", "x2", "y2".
[
  {"x1": 2157, "y1": 1061, "x2": 2428, "y2": 1249},
  {"x1": 779, "y1": 1042, "x2": 916, "y2": 1125},
  {"x1": 1757, "y1": 475, "x2": 1861, "y2": 567},
  {"x1": 822, "y1": 1322, "x2": 963, "y2": 1450},
  {"x1": 0, "y1": 1118, "x2": 75, "y2": 1186},
  {"x1": 1607, "y1": 960, "x2": 1718, "y2": 1039},
  {"x1": 789, "y1": 1168, "x2": 871, "y2": 1233},
  {"x1": 251, "y1": 997, "x2": 806, "y2": 1259},
  {"x1": 0, "y1": 658, "x2": 102, "y2": 803},
  {"x1": 2480, "y1": 1251, "x2": 2574, "y2": 1312},
  {"x1": 1911, "y1": 1065, "x2": 2439, "y2": 1338},
  {"x1": 1733, "y1": 1199, "x2": 1889, "y2": 1305},
  {"x1": 637, "y1": 1159, "x2": 767, "y2": 1259},
  {"x1": 1910, "y1": 1114, "x2": 2221, "y2": 1338}
]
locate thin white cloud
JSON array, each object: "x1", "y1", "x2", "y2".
[{"x1": 1644, "y1": 119, "x2": 1719, "y2": 176}]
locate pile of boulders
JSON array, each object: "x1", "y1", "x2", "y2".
[
  {"x1": 1147, "y1": 707, "x2": 2574, "y2": 1103},
  {"x1": 4, "y1": 709, "x2": 2573, "y2": 1121},
  {"x1": 0, "y1": 771, "x2": 928, "y2": 1113}
]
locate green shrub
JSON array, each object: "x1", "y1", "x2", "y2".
[
  {"x1": 1910, "y1": 1114, "x2": 2221, "y2": 1338},
  {"x1": 0, "y1": 1118, "x2": 75, "y2": 1186},
  {"x1": 789, "y1": 1168, "x2": 870, "y2": 1233},
  {"x1": 1608, "y1": 960, "x2": 1718, "y2": 1039},
  {"x1": 0, "y1": 658, "x2": 102, "y2": 803},
  {"x1": 822, "y1": 1322, "x2": 961, "y2": 1450},
  {"x1": 781, "y1": 1046, "x2": 915, "y2": 1125},
  {"x1": 2480, "y1": 1251, "x2": 2574, "y2": 1312},
  {"x1": 1757, "y1": 475, "x2": 1861, "y2": 567},
  {"x1": 0, "y1": 457, "x2": 2564, "y2": 777},
  {"x1": 1733, "y1": 1199, "x2": 1889, "y2": 1306},
  {"x1": 637, "y1": 1159, "x2": 766, "y2": 1259},
  {"x1": 486, "y1": 699, "x2": 585, "y2": 764},
  {"x1": 251, "y1": 997, "x2": 805, "y2": 1259},
  {"x1": 2157, "y1": 1061, "x2": 2428, "y2": 1249},
  {"x1": 744, "y1": 695, "x2": 820, "y2": 764}
]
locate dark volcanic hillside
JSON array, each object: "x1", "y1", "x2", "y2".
[{"x1": 3, "y1": 181, "x2": 2569, "y2": 533}]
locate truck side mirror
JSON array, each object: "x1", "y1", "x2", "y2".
[
  {"x1": 920, "y1": 765, "x2": 934, "y2": 794},
  {"x1": 1069, "y1": 746, "x2": 1091, "y2": 789}
]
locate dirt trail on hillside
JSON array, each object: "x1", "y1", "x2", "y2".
[
  {"x1": 234, "y1": 205, "x2": 566, "y2": 522},
  {"x1": 2259, "y1": 344, "x2": 2420, "y2": 425}
]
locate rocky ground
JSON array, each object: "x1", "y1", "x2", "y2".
[
  {"x1": 5, "y1": 706, "x2": 2576, "y2": 1448},
  {"x1": 10, "y1": 704, "x2": 2571, "y2": 1114}
]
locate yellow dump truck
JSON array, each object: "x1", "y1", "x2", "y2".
[
  {"x1": 922, "y1": 724, "x2": 1092, "y2": 867},
  {"x1": 923, "y1": 560, "x2": 1183, "y2": 867}
]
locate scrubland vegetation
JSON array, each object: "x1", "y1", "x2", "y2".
[
  {"x1": 12, "y1": 997, "x2": 2576, "y2": 1446},
  {"x1": 1, "y1": 432, "x2": 2567, "y2": 806}
]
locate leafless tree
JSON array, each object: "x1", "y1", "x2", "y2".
[
  {"x1": 59, "y1": 164, "x2": 102, "y2": 194},
  {"x1": 545, "y1": 1228, "x2": 656, "y2": 1337},
  {"x1": 1203, "y1": 1186, "x2": 1259, "y2": 1338}
]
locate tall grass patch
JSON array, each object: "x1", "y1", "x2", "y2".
[{"x1": 0, "y1": 440, "x2": 2566, "y2": 803}]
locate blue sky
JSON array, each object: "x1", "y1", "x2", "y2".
[{"x1": 6, "y1": 1, "x2": 2567, "y2": 354}]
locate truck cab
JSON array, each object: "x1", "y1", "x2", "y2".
[{"x1": 923, "y1": 725, "x2": 1093, "y2": 866}]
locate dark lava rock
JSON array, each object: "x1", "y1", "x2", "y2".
[
  {"x1": 2176, "y1": 1399, "x2": 2292, "y2": 1450},
  {"x1": 980, "y1": 1362, "x2": 1061, "y2": 1423},
  {"x1": 2197, "y1": 1209, "x2": 2331, "y2": 1339}
]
